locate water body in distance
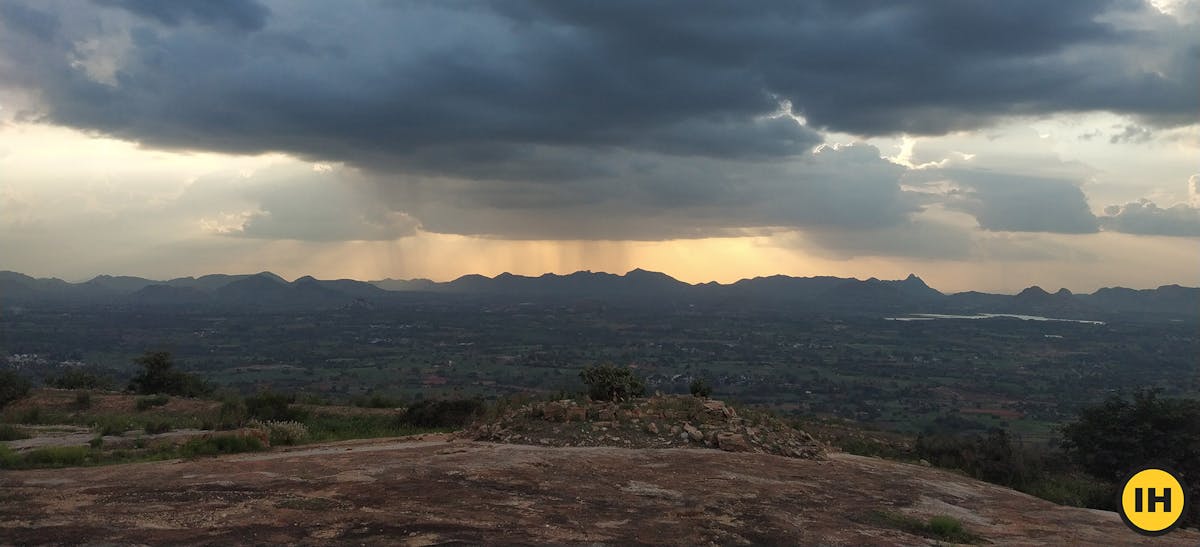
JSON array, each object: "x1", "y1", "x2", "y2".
[{"x1": 884, "y1": 313, "x2": 1105, "y2": 325}]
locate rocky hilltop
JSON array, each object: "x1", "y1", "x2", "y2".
[{"x1": 460, "y1": 395, "x2": 825, "y2": 460}]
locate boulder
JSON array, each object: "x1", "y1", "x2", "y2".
[
  {"x1": 542, "y1": 402, "x2": 567, "y2": 422},
  {"x1": 683, "y1": 424, "x2": 704, "y2": 442},
  {"x1": 565, "y1": 406, "x2": 587, "y2": 422},
  {"x1": 716, "y1": 433, "x2": 752, "y2": 453}
]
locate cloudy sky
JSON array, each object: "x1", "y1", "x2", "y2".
[{"x1": 1, "y1": 0, "x2": 1197, "y2": 292}]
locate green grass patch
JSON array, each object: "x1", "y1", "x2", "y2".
[
  {"x1": 144, "y1": 420, "x2": 173, "y2": 435},
  {"x1": 302, "y1": 412, "x2": 442, "y2": 443},
  {"x1": 180, "y1": 434, "x2": 265, "y2": 457},
  {"x1": 0, "y1": 424, "x2": 30, "y2": 441},
  {"x1": 863, "y1": 511, "x2": 983, "y2": 544},
  {"x1": 135, "y1": 395, "x2": 170, "y2": 411},
  {"x1": 1021, "y1": 473, "x2": 1115, "y2": 510},
  {"x1": 19, "y1": 446, "x2": 92, "y2": 468}
]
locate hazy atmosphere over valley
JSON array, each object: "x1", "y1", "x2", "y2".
[{"x1": 1, "y1": 0, "x2": 1198, "y2": 292}]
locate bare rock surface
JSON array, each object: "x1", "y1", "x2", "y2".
[{"x1": 2, "y1": 436, "x2": 1196, "y2": 546}]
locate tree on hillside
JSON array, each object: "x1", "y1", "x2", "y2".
[
  {"x1": 128, "y1": 351, "x2": 211, "y2": 397},
  {"x1": 1062, "y1": 389, "x2": 1200, "y2": 526},
  {"x1": 689, "y1": 378, "x2": 713, "y2": 398},
  {"x1": 0, "y1": 370, "x2": 31, "y2": 408},
  {"x1": 580, "y1": 365, "x2": 645, "y2": 402}
]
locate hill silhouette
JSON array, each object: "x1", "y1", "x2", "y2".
[{"x1": 1, "y1": 269, "x2": 1196, "y2": 318}]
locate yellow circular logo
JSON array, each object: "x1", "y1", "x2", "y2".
[{"x1": 1118, "y1": 468, "x2": 1188, "y2": 536}]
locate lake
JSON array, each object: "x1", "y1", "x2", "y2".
[{"x1": 884, "y1": 313, "x2": 1105, "y2": 325}]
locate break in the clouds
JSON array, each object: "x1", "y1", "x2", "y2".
[{"x1": 0, "y1": 0, "x2": 1197, "y2": 285}]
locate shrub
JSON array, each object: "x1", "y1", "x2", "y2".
[
  {"x1": 73, "y1": 390, "x2": 92, "y2": 410},
  {"x1": 400, "y1": 398, "x2": 484, "y2": 428},
  {"x1": 22, "y1": 446, "x2": 90, "y2": 467},
  {"x1": 352, "y1": 393, "x2": 403, "y2": 408},
  {"x1": 217, "y1": 397, "x2": 248, "y2": 429},
  {"x1": 689, "y1": 378, "x2": 713, "y2": 398},
  {"x1": 915, "y1": 428, "x2": 1034, "y2": 489},
  {"x1": 0, "y1": 424, "x2": 29, "y2": 441},
  {"x1": 180, "y1": 434, "x2": 265, "y2": 457},
  {"x1": 135, "y1": 394, "x2": 170, "y2": 411},
  {"x1": 144, "y1": 420, "x2": 172, "y2": 435},
  {"x1": 0, "y1": 370, "x2": 31, "y2": 408},
  {"x1": 245, "y1": 391, "x2": 306, "y2": 422},
  {"x1": 16, "y1": 406, "x2": 41, "y2": 424},
  {"x1": 579, "y1": 365, "x2": 645, "y2": 402},
  {"x1": 926, "y1": 515, "x2": 966, "y2": 539},
  {"x1": 88, "y1": 435, "x2": 104, "y2": 449},
  {"x1": 248, "y1": 419, "x2": 308, "y2": 445},
  {"x1": 48, "y1": 368, "x2": 113, "y2": 390},
  {"x1": 94, "y1": 417, "x2": 131, "y2": 436},
  {"x1": 0, "y1": 445, "x2": 17, "y2": 468}
]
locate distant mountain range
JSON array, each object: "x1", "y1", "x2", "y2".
[{"x1": 1, "y1": 269, "x2": 1196, "y2": 318}]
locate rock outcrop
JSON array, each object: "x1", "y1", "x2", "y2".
[{"x1": 459, "y1": 395, "x2": 825, "y2": 459}]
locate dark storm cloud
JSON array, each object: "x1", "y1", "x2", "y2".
[
  {"x1": 386, "y1": 143, "x2": 923, "y2": 240},
  {"x1": 8, "y1": 1, "x2": 1195, "y2": 163},
  {"x1": 1099, "y1": 200, "x2": 1200, "y2": 237},
  {"x1": 0, "y1": 1, "x2": 59, "y2": 41},
  {"x1": 94, "y1": 0, "x2": 269, "y2": 32},
  {"x1": 934, "y1": 169, "x2": 1100, "y2": 234},
  {"x1": 1, "y1": 0, "x2": 1194, "y2": 243}
]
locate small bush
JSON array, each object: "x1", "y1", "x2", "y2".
[
  {"x1": 88, "y1": 435, "x2": 104, "y2": 449},
  {"x1": 73, "y1": 390, "x2": 92, "y2": 410},
  {"x1": 48, "y1": 368, "x2": 113, "y2": 390},
  {"x1": 94, "y1": 417, "x2": 131, "y2": 436},
  {"x1": 245, "y1": 391, "x2": 306, "y2": 422},
  {"x1": 0, "y1": 424, "x2": 30, "y2": 441},
  {"x1": 218, "y1": 397, "x2": 248, "y2": 429},
  {"x1": 135, "y1": 394, "x2": 170, "y2": 411},
  {"x1": 400, "y1": 398, "x2": 484, "y2": 428},
  {"x1": 22, "y1": 446, "x2": 91, "y2": 467},
  {"x1": 352, "y1": 393, "x2": 404, "y2": 408},
  {"x1": 248, "y1": 419, "x2": 308, "y2": 445},
  {"x1": 180, "y1": 434, "x2": 265, "y2": 457},
  {"x1": 580, "y1": 365, "x2": 645, "y2": 402},
  {"x1": 144, "y1": 420, "x2": 172, "y2": 435},
  {"x1": 16, "y1": 406, "x2": 42, "y2": 424},
  {"x1": 689, "y1": 378, "x2": 713, "y2": 398},
  {"x1": 926, "y1": 515, "x2": 965, "y2": 538},
  {"x1": 0, "y1": 370, "x2": 31, "y2": 408},
  {"x1": 0, "y1": 445, "x2": 17, "y2": 468}
]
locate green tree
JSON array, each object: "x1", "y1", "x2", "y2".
[
  {"x1": 689, "y1": 378, "x2": 713, "y2": 398},
  {"x1": 579, "y1": 365, "x2": 645, "y2": 402},
  {"x1": 0, "y1": 370, "x2": 31, "y2": 408},
  {"x1": 1062, "y1": 390, "x2": 1200, "y2": 526},
  {"x1": 127, "y1": 351, "x2": 211, "y2": 397},
  {"x1": 244, "y1": 391, "x2": 306, "y2": 422}
]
